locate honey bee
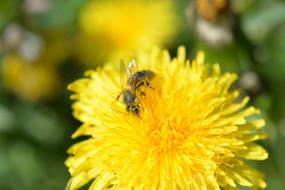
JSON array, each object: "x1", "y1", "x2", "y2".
[{"x1": 118, "y1": 60, "x2": 155, "y2": 114}]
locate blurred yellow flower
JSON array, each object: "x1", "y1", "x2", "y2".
[
  {"x1": 2, "y1": 54, "x2": 60, "y2": 102},
  {"x1": 76, "y1": 0, "x2": 179, "y2": 67},
  {"x1": 66, "y1": 47, "x2": 268, "y2": 190},
  {"x1": 41, "y1": 30, "x2": 71, "y2": 66}
]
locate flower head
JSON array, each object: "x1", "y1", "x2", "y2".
[
  {"x1": 76, "y1": 0, "x2": 178, "y2": 66},
  {"x1": 1, "y1": 54, "x2": 60, "y2": 101},
  {"x1": 66, "y1": 47, "x2": 268, "y2": 189}
]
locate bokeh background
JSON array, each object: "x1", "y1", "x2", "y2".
[{"x1": 0, "y1": 0, "x2": 285, "y2": 189}]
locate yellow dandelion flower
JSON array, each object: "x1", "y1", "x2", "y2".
[
  {"x1": 66, "y1": 46, "x2": 268, "y2": 190},
  {"x1": 1, "y1": 54, "x2": 60, "y2": 101},
  {"x1": 76, "y1": 0, "x2": 179, "y2": 66}
]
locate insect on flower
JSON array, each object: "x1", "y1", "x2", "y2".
[
  {"x1": 117, "y1": 60, "x2": 156, "y2": 114},
  {"x1": 66, "y1": 47, "x2": 268, "y2": 190}
]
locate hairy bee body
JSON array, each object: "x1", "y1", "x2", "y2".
[
  {"x1": 122, "y1": 90, "x2": 140, "y2": 114},
  {"x1": 118, "y1": 60, "x2": 156, "y2": 115},
  {"x1": 127, "y1": 70, "x2": 155, "y2": 90}
]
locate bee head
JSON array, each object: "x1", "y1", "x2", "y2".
[{"x1": 130, "y1": 105, "x2": 139, "y2": 114}]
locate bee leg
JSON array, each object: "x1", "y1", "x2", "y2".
[
  {"x1": 144, "y1": 81, "x2": 155, "y2": 89},
  {"x1": 136, "y1": 81, "x2": 151, "y2": 91},
  {"x1": 126, "y1": 105, "x2": 131, "y2": 112},
  {"x1": 146, "y1": 82, "x2": 155, "y2": 90},
  {"x1": 116, "y1": 92, "x2": 122, "y2": 100}
]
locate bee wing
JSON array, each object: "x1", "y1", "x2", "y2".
[
  {"x1": 127, "y1": 59, "x2": 138, "y2": 76},
  {"x1": 119, "y1": 59, "x2": 127, "y2": 89}
]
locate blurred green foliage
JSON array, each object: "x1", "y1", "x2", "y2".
[{"x1": 0, "y1": 0, "x2": 285, "y2": 189}]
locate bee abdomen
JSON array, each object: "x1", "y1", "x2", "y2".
[{"x1": 128, "y1": 70, "x2": 155, "y2": 89}]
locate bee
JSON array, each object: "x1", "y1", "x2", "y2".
[
  {"x1": 118, "y1": 60, "x2": 155, "y2": 114},
  {"x1": 121, "y1": 89, "x2": 140, "y2": 114}
]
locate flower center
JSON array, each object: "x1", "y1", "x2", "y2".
[{"x1": 146, "y1": 116, "x2": 190, "y2": 154}]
